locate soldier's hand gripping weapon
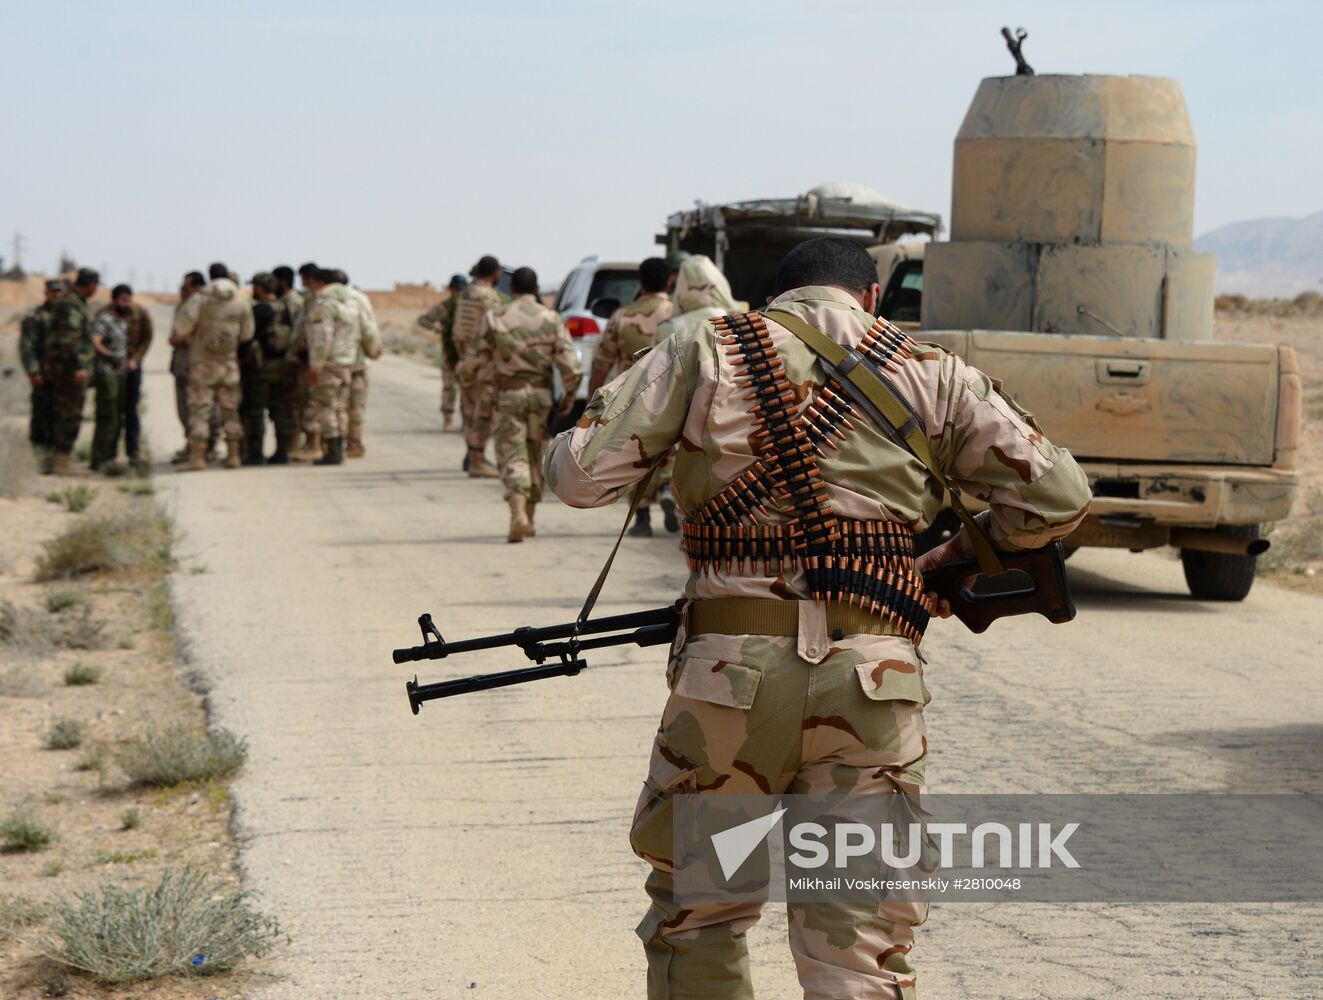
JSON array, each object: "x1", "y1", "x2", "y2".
[
  {"x1": 1001, "y1": 26, "x2": 1034, "y2": 76},
  {"x1": 922, "y1": 541, "x2": 1075, "y2": 634}
]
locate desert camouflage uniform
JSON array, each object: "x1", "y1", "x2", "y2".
[
  {"x1": 44, "y1": 290, "x2": 96, "y2": 456},
  {"x1": 174, "y1": 277, "x2": 254, "y2": 442},
  {"x1": 19, "y1": 300, "x2": 57, "y2": 450},
  {"x1": 546, "y1": 285, "x2": 1092, "y2": 1000},
  {"x1": 475, "y1": 295, "x2": 581, "y2": 502},
  {"x1": 590, "y1": 292, "x2": 678, "y2": 386},
  {"x1": 345, "y1": 285, "x2": 381, "y2": 454},
  {"x1": 451, "y1": 282, "x2": 506, "y2": 453},
  {"x1": 303, "y1": 284, "x2": 362, "y2": 438},
  {"x1": 418, "y1": 294, "x2": 461, "y2": 420}
]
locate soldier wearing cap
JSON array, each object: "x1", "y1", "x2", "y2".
[
  {"x1": 120, "y1": 284, "x2": 153, "y2": 466},
  {"x1": 43, "y1": 268, "x2": 100, "y2": 475},
  {"x1": 546, "y1": 237, "x2": 1092, "y2": 1000},
  {"x1": 417, "y1": 274, "x2": 469, "y2": 432},
  {"x1": 451, "y1": 255, "x2": 507, "y2": 477},
  {"x1": 89, "y1": 283, "x2": 135, "y2": 472},
  {"x1": 169, "y1": 271, "x2": 214, "y2": 463},
  {"x1": 663, "y1": 249, "x2": 690, "y2": 295},
  {"x1": 19, "y1": 278, "x2": 66, "y2": 469}
]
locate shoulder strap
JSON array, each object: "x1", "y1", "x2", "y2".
[
  {"x1": 763, "y1": 309, "x2": 1004, "y2": 576},
  {"x1": 576, "y1": 472, "x2": 656, "y2": 624}
]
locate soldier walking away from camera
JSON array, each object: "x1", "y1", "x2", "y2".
[
  {"x1": 19, "y1": 278, "x2": 65, "y2": 470},
  {"x1": 89, "y1": 284, "x2": 134, "y2": 472},
  {"x1": 474, "y1": 267, "x2": 581, "y2": 542},
  {"x1": 241, "y1": 272, "x2": 296, "y2": 464},
  {"x1": 171, "y1": 262, "x2": 253, "y2": 471},
  {"x1": 336, "y1": 269, "x2": 382, "y2": 458},
  {"x1": 546, "y1": 238, "x2": 1092, "y2": 1000},
  {"x1": 588, "y1": 257, "x2": 679, "y2": 537},
  {"x1": 288, "y1": 262, "x2": 321, "y2": 459},
  {"x1": 452, "y1": 255, "x2": 505, "y2": 477},
  {"x1": 169, "y1": 271, "x2": 211, "y2": 463},
  {"x1": 120, "y1": 285, "x2": 153, "y2": 466},
  {"x1": 272, "y1": 265, "x2": 305, "y2": 460},
  {"x1": 44, "y1": 268, "x2": 100, "y2": 475},
  {"x1": 417, "y1": 273, "x2": 468, "y2": 431},
  {"x1": 301, "y1": 268, "x2": 361, "y2": 466}
]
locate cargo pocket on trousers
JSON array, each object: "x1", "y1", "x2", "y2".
[
  {"x1": 630, "y1": 770, "x2": 696, "y2": 873},
  {"x1": 853, "y1": 646, "x2": 928, "y2": 704},
  {"x1": 672, "y1": 656, "x2": 762, "y2": 710}
]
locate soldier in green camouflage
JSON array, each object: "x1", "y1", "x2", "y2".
[
  {"x1": 240, "y1": 273, "x2": 297, "y2": 464},
  {"x1": 19, "y1": 278, "x2": 65, "y2": 468},
  {"x1": 546, "y1": 238, "x2": 1092, "y2": 1000},
  {"x1": 89, "y1": 284, "x2": 134, "y2": 472},
  {"x1": 474, "y1": 267, "x2": 581, "y2": 542},
  {"x1": 43, "y1": 268, "x2": 100, "y2": 475},
  {"x1": 452, "y1": 255, "x2": 507, "y2": 477},
  {"x1": 417, "y1": 274, "x2": 468, "y2": 431},
  {"x1": 171, "y1": 262, "x2": 254, "y2": 471}
]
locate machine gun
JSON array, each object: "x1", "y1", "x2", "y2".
[
  {"x1": 393, "y1": 604, "x2": 681, "y2": 713},
  {"x1": 1001, "y1": 26, "x2": 1034, "y2": 76},
  {"x1": 922, "y1": 540, "x2": 1075, "y2": 634}
]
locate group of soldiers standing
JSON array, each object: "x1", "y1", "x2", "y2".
[
  {"x1": 420, "y1": 255, "x2": 582, "y2": 542},
  {"x1": 19, "y1": 268, "x2": 153, "y2": 475},
  {"x1": 166, "y1": 262, "x2": 381, "y2": 470},
  {"x1": 416, "y1": 250, "x2": 741, "y2": 544}
]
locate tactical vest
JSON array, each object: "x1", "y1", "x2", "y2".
[
  {"x1": 451, "y1": 287, "x2": 493, "y2": 354},
  {"x1": 681, "y1": 311, "x2": 937, "y2": 644}
]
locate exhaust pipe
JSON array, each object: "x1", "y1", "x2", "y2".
[{"x1": 1169, "y1": 529, "x2": 1270, "y2": 557}]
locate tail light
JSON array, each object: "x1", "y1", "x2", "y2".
[
  {"x1": 566, "y1": 315, "x2": 600, "y2": 338},
  {"x1": 1275, "y1": 345, "x2": 1301, "y2": 469}
]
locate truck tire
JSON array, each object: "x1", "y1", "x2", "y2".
[{"x1": 1180, "y1": 525, "x2": 1260, "y2": 602}]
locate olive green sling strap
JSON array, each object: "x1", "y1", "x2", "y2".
[{"x1": 763, "y1": 308, "x2": 1006, "y2": 577}]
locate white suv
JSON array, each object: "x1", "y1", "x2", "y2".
[{"x1": 551, "y1": 256, "x2": 640, "y2": 425}]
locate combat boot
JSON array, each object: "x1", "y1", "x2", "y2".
[
  {"x1": 171, "y1": 444, "x2": 190, "y2": 465},
  {"x1": 525, "y1": 501, "x2": 537, "y2": 537},
  {"x1": 507, "y1": 494, "x2": 531, "y2": 543},
  {"x1": 183, "y1": 439, "x2": 207, "y2": 472},
  {"x1": 628, "y1": 507, "x2": 653, "y2": 538},
  {"x1": 293, "y1": 432, "x2": 321, "y2": 463},
  {"x1": 315, "y1": 437, "x2": 344, "y2": 466},
  {"x1": 660, "y1": 494, "x2": 680, "y2": 534},
  {"x1": 443, "y1": 414, "x2": 455, "y2": 433},
  {"x1": 224, "y1": 438, "x2": 242, "y2": 469},
  {"x1": 243, "y1": 428, "x2": 265, "y2": 466},
  {"x1": 345, "y1": 440, "x2": 365, "y2": 459},
  {"x1": 51, "y1": 451, "x2": 73, "y2": 476},
  {"x1": 467, "y1": 450, "x2": 500, "y2": 479},
  {"x1": 268, "y1": 434, "x2": 290, "y2": 465}
]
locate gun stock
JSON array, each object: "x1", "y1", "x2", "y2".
[{"x1": 922, "y1": 541, "x2": 1075, "y2": 633}]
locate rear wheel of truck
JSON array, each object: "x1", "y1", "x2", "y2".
[{"x1": 1180, "y1": 525, "x2": 1261, "y2": 602}]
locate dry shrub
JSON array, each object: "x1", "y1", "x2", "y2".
[
  {"x1": 116, "y1": 726, "x2": 247, "y2": 787},
  {"x1": 43, "y1": 866, "x2": 283, "y2": 984},
  {"x1": 43, "y1": 718, "x2": 85, "y2": 750},
  {"x1": 0, "y1": 807, "x2": 58, "y2": 852},
  {"x1": 0, "y1": 894, "x2": 46, "y2": 942},
  {"x1": 1, "y1": 600, "x2": 106, "y2": 655},
  {"x1": 34, "y1": 508, "x2": 170, "y2": 581}
]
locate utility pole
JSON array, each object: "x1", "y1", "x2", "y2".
[{"x1": 11, "y1": 233, "x2": 25, "y2": 273}]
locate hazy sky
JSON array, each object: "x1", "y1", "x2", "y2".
[{"x1": 2, "y1": 0, "x2": 1320, "y2": 290}]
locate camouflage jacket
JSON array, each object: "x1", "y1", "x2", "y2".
[
  {"x1": 283, "y1": 290, "x2": 306, "y2": 356},
  {"x1": 656, "y1": 254, "x2": 741, "y2": 343},
  {"x1": 19, "y1": 302, "x2": 56, "y2": 376},
  {"x1": 345, "y1": 285, "x2": 382, "y2": 368},
  {"x1": 173, "y1": 278, "x2": 253, "y2": 363},
  {"x1": 45, "y1": 291, "x2": 96, "y2": 374},
  {"x1": 475, "y1": 294, "x2": 582, "y2": 393},
  {"x1": 91, "y1": 307, "x2": 130, "y2": 374},
  {"x1": 451, "y1": 282, "x2": 505, "y2": 365},
  {"x1": 548, "y1": 284, "x2": 1091, "y2": 603},
  {"x1": 305, "y1": 284, "x2": 363, "y2": 370},
  {"x1": 417, "y1": 295, "x2": 460, "y2": 365},
  {"x1": 591, "y1": 293, "x2": 677, "y2": 382}
]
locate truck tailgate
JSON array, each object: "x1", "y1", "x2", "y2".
[{"x1": 922, "y1": 330, "x2": 1280, "y2": 465}]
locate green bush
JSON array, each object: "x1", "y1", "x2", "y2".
[
  {"x1": 0, "y1": 807, "x2": 58, "y2": 852},
  {"x1": 0, "y1": 893, "x2": 46, "y2": 942},
  {"x1": 42, "y1": 866, "x2": 284, "y2": 984},
  {"x1": 116, "y1": 726, "x2": 248, "y2": 787},
  {"x1": 119, "y1": 807, "x2": 142, "y2": 830},
  {"x1": 44, "y1": 718, "x2": 85, "y2": 750},
  {"x1": 63, "y1": 662, "x2": 102, "y2": 686},
  {"x1": 34, "y1": 509, "x2": 169, "y2": 581},
  {"x1": 46, "y1": 485, "x2": 96, "y2": 513},
  {"x1": 44, "y1": 588, "x2": 87, "y2": 614}
]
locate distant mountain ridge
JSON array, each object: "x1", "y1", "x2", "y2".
[{"x1": 1194, "y1": 211, "x2": 1323, "y2": 298}]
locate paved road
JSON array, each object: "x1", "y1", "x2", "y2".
[{"x1": 141, "y1": 329, "x2": 1323, "y2": 999}]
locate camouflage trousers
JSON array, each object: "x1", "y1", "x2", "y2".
[
  {"x1": 43, "y1": 363, "x2": 87, "y2": 455},
  {"x1": 305, "y1": 363, "x2": 351, "y2": 438},
  {"x1": 91, "y1": 367, "x2": 123, "y2": 469},
  {"x1": 28, "y1": 380, "x2": 53, "y2": 450},
  {"x1": 348, "y1": 366, "x2": 368, "y2": 450},
  {"x1": 188, "y1": 358, "x2": 243, "y2": 442},
  {"x1": 631, "y1": 624, "x2": 928, "y2": 1000},
  {"x1": 285, "y1": 357, "x2": 309, "y2": 440},
  {"x1": 440, "y1": 358, "x2": 458, "y2": 418},
  {"x1": 241, "y1": 358, "x2": 293, "y2": 445},
  {"x1": 493, "y1": 383, "x2": 551, "y2": 502},
  {"x1": 457, "y1": 364, "x2": 494, "y2": 451}
]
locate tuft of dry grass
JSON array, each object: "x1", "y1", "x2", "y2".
[
  {"x1": 0, "y1": 664, "x2": 46, "y2": 698},
  {"x1": 116, "y1": 725, "x2": 248, "y2": 788},
  {"x1": 34, "y1": 507, "x2": 172, "y2": 582},
  {"x1": 0, "y1": 893, "x2": 46, "y2": 943},
  {"x1": 42, "y1": 866, "x2": 284, "y2": 984},
  {"x1": 1, "y1": 599, "x2": 106, "y2": 655},
  {"x1": 43, "y1": 588, "x2": 87, "y2": 614},
  {"x1": 45, "y1": 485, "x2": 96, "y2": 513},
  {"x1": 43, "y1": 718, "x2": 85, "y2": 751},
  {"x1": 0, "y1": 807, "x2": 58, "y2": 852}
]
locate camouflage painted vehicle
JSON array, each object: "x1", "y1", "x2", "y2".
[{"x1": 918, "y1": 71, "x2": 1300, "y2": 600}]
